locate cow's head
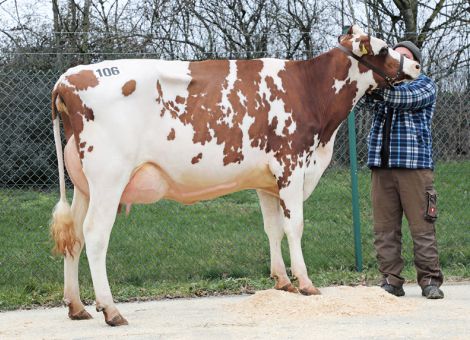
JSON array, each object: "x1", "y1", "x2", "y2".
[{"x1": 338, "y1": 25, "x2": 421, "y2": 88}]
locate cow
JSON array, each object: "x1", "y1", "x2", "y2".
[{"x1": 50, "y1": 25, "x2": 420, "y2": 326}]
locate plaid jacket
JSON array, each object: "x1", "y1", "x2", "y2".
[{"x1": 355, "y1": 74, "x2": 437, "y2": 169}]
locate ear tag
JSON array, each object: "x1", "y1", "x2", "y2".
[{"x1": 360, "y1": 44, "x2": 368, "y2": 55}]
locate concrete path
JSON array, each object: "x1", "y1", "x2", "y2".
[{"x1": 1, "y1": 282, "x2": 469, "y2": 339}]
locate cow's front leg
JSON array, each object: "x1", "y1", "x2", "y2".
[
  {"x1": 278, "y1": 170, "x2": 321, "y2": 296},
  {"x1": 257, "y1": 190, "x2": 297, "y2": 293},
  {"x1": 64, "y1": 188, "x2": 92, "y2": 320}
]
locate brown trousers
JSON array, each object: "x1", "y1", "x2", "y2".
[{"x1": 371, "y1": 168, "x2": 443, "y2": 288}]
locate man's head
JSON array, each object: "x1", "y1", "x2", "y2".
[{"x1": 393, "y1": 41, "x2": 422, "y2": 64}]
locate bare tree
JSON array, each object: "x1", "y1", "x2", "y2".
[
  {"x1": 272, "y1": 0, "x2": 328, "y2": 59},
  {"x1": 330, "y1": 0, "x2": 469, "y2": 84},
  {"x1": 1, "y1": 0, "x2": 468, "y2": 86}
]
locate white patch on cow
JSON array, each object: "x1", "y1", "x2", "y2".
[
  {"x1": 333, "y1": 79, "x2": 346, "y2": 94},
  {"x1": 332, "y1": 58, "x2": 378, "y2": 106},
  {"x1": 218, "y1": 60, "x2": 238, "y2": 128},
  {"x1": 157, "y1": 61, "x2": 191, "y2": 116},
  {"x1": 258, "y1": 59, "x2": 293, "y2": 137},
  {"x1": 271, "y1": 100, "x2": 290, "y2": 136},
  {"x1": 351, "y1": 40, "x2": 364, "y2": 57},
  {"x1": 237, "y1": 90, "x2": 247, "y2": 107},
  {"x1": 303, "y1": 127, "x2": 340, "y2": 200},
  {"x1": 287, "y1": 120, "x2": 297, "y2": 134},
  {"x1": 369, "y1": 36, "x2": 387, "y2": 55},
  {"x1": 268, "y1": 155, "x2": 285, "y2": 180},
  {"x1": 351, "y1": 25, "x2": 365, "y2": 36},
  {"x1": 260, "y1": 58, "x2": 285, "y2": 90}
]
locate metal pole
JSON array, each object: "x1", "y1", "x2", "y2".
[{"x1": 347, "y1": 109, "x2": 363, "y2": 272}]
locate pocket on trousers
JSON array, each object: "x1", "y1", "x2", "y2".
[{"x1": 424, "y1": 189, "x2": 438, "y2": 222}]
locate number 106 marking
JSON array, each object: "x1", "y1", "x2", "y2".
[{"x1": 96, "y1": 67, "x2": 120, "y2": 77}]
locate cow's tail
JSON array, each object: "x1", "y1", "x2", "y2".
[{"x1": 50, "y1": 90, "x2": 78, "y2": 257}]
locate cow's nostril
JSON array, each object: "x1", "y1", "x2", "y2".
[{"x1": 416, "y1": 64, "x2": 420, "y2": 70}]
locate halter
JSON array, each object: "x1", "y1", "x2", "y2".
[{"x1": 336, "y1": 44, "x2": 404, "y2": 88}]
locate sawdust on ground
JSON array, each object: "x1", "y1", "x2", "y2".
[{"x1": 229, "y1": 285, "x2": 417, "y2": 319}]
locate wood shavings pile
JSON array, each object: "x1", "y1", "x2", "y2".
[{"x1": 229, "y1": 286, "x2": 417, "y2": 319}]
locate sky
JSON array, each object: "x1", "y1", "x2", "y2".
[{"x1": 0, "y1": 0, "x2": 52, "y2": 28}]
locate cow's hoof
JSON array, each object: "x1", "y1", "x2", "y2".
[
  {"x1": 275, "y1": 282, "x2": 299, "y2": 293},
  {"x1": 299, "y1": 286, "x2": 321, "y2": 296},
  {"x1": 69, "y1": 309, "x2": 93, "y2": 320},
  {"x1": 105, "y1": 313, "x2": 129, "y2": 327}
]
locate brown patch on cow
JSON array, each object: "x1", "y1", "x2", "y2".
[
  {"x1": 55, "y1": 85, "x2": 95, "y2": 148},
  {"x1": 52, "y1": 69, "x2": 99, "y2": 157},
  {"x1": 182, "y1": 60, "x2": 230, "y2": 146},
  {"x1": 157, "y1": 59, "x2": 259, "y2": 166},
  {"x1": 230, "y1": 60, "x2": 267, "y2": 163},
  {"x1": 66, "y1": 70, "x2": 99, "y2": 91},
  {"x1": 77, "y1": 141, "x2": 92, "y2": 159},
  {"x1": 279, "y1": 199, "x2": 291, "y2": 218},
  {"x1": 156, "y1": 81, "x2": 181, "y2": 119},
  {"x1": 191, "y1": 153, "x2": 203, "y2": 164},
  {"x1": 175, "y1": 96, "x2": 185, "y2": 104},
  {"x1": 167, "y1": 128, "x2": 176, "y2": 141},
  {"x1": 122, "y1": 80, "x2": 136, "y2": 96}
]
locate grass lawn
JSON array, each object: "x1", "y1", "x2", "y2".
[{"x1": 0, "y1": 161, "x2": 469, "y2": 311}]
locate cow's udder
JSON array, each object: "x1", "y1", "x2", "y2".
[{"x1": 64, "y1": 138, "x2": 169, "y2": 204}]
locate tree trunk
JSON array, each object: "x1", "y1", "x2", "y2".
[{"x1": 52, "y1": 0, "x2": 63, "y2": 70}]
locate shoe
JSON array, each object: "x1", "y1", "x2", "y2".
[
  {"x1": 381, "y1": 283, "x2": 405, "y2": 297},
  {"x1": 422, "y1": 285, "x2": 444, "y2": 299}
]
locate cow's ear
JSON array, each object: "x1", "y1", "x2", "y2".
[{"x1": 338, "y1": 25, "x2": 352, "y2": 43}]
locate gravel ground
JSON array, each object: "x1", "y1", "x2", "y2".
[{"x1": 1, "y1": 282, "x2": 469, "y2": 339}]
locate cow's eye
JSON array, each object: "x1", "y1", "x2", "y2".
[{"x1": 379, "y1": 47, "x2": 388, "y2": 56}]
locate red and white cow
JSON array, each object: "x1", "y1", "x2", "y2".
[{"x1": 50, "y1": 25, "x2": 420, "y2": 326}]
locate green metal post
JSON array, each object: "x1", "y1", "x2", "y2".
[{"x1": 347, "y1": 109, "x2": 363, "y2": 272}]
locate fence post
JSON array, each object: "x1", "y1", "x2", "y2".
[{"x1": 348, "y1": 109, "x2": 363, "y2": 272}]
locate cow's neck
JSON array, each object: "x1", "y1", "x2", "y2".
[{"x1": 298, "y1": 48, "x2": 374, "y2": 146}]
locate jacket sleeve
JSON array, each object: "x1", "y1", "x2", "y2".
[{"x1": 381, "y1": 76, "x2": 436, "y2": 111}]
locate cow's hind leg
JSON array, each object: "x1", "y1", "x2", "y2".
[
  {"x1": 64, "y1": 188, "x2": 92, "y2": 320},
  {"x1": 277, "y1": 171, "x2": 321, "y2": 296},
  {"x1": 83, "y1": 170, "x2": 132, "y2": 326},
  {"x1": 257, "y1": 190, "x2": 297, "y2": 293}
]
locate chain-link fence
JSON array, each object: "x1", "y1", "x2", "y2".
[{"x1": 0, "y1": 68, "x2": 469, "y2": 310}]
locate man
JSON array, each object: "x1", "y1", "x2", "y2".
[{"x1": 357, "y1": 41, "x2": 444, "y2": 299}]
